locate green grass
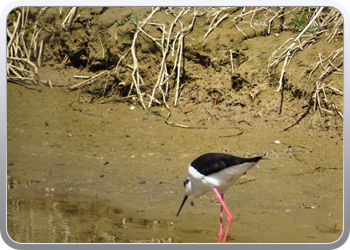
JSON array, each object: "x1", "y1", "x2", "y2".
[
  {"x1": 76, "y1": 11, "x2": 85, "y2": 20},
  {"x1": 130, "y1": 7, "x2": 138, "y2": 27},
  {"x1": 288, "y1": 7, "x2": 318, "y2": 35},
  {"x1": 116, "y1": 8, "x2": 138, "y2": 39},
  {"x1": 242, "y1": 38, "x2": 251, "y2": 50}
]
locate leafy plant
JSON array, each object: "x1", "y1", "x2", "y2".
[
  {"x1": 116, "y1": 17, "x2": 124, "y2": 25},
  {"x1": 288, "y1": 7, "x2": 318, "y2": 34},
  {"x1": 130, "y1": 7, "x2": 138, "y2": 27},
  {"x1": 119, "y1": 29, "x2": 129, "y2": 38},
  {"x1": 76, "y1": 11, "x2": 85, "y2": 20},
  {"x1": 242, "y1": 38, "x2": 251, "y2": 50},
  {"x1": 322, "y1": 7, "x2": 333, "y2": 19},
  {"x1": 116, "y1": 8, "x2": 139, "y2": 39}
]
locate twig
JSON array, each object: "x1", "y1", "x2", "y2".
[
  {"x1": 97, "y1": 34, "x2": 105, "y2": 59},
  {"x1": 7, "y1": 11, "x2": 21, "y2": 56},
  {"x1": 7, "y1": 8, "x2": 41, "y2": 85},
  {"x1": 174, "y1": 34, "x2": 184, "y2": 106},
  {"x1": 331, "y1": 102, "x2": 343, "y2": 121},
  {"x1": 272, "y1": 7, "x2": 325, "y2": 92},
  {"x1": 99, "y1": 95, "x2": 138, "y2": 104},
  {"x1": 148, "y1": 7, "x2": 187, "y2": 108},
  {"x1": 165, "y1": 120, "x2": 208, "y2": 129},
  {"x1": 8, "y1": 57, "x2": 38, "y2": 73},
  {"x1": 55, "y1": 54, "x2": 69, "y2": 70},
  {"x1": 61, "y1": 7, "x2": 77, "y2": 30},
  {"x1": 37, "y1": 40, "x2": 43, "y2": 67},
  {"x1": 249, "y1": 8, "x2": 258, "y2": 36},
  {"x1": 267, "y1": 7, "x2": 285, "y2": 35},
  {"x1": 70, "y1": 70, "x2": 109, "y2": 89},
  {"x1": 229, "y1": 49, "x2": 234, "y2": 74},
  {"x1": 129, "y1": 7, "x2": 160, "y2": 109},
  {"x1": 73, "y1": 75, "x2": 90, "y2": 79},
  {"x1": 114, "y1": 48, "x2": 131, "y2": 71},
  {"x1": 204, "y1": 7, "x2": 231, "y2": 39}
]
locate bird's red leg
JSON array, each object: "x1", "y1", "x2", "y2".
[
  {"x1": 217, "y1": 193, "x2": 224, "y2": 243},
  {"x1": 213, "y1": 187, "x2": 233, "y2": 243}
]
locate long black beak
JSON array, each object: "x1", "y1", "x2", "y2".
[{"x1": 176, "y1": 195, "x2": 188, "y2": 217}]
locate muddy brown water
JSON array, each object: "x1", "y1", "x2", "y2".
[{"x1": 7, "y1": 82, "x2": 343, "y2": 243}]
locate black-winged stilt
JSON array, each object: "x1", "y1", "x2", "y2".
[{"x1": 176, "y1": 153, "x2": 262, "y2": 243}]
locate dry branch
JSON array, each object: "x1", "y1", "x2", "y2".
[
  {"x1": 7, "y1": 8, "x2": 41, "y2": 85},
  {"x1": 70, "y1": 70, "x2": 109, "y2": 90},
  {"x1": 128, "y1": 7, "x2": 161, "y2": 109},
  {"x1": 267, "y1": 7, "x2": 343, "y2": 120},
  {"x1": 204, "y1": 7, "x2": 232, "y2": 39},
  {"x1": 270, "y1": 7, "x2": 325, "y2": 92},
  {"x1": 61, "y1": 7, "x2": 77, "y2": 30},
  {"x1": 7, "y1": 6, "x2": 342, "y2": 127},
  {"x1": 312, "y1": 48, "x2": 343, "y2": 115}
]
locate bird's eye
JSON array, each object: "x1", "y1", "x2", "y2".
[{"x1": 183, "y1": 177, "x2": 190, "y2": 187}]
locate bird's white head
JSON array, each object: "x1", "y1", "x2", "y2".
[{"x1": 184, "y1": 176, "x2": 193, "y2": 196}]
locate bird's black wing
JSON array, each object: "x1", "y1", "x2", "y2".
[{"x1": 191, "y1": 153, "x2": 262, "y2": 176}]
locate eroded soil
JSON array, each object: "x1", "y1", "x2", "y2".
[{"x1": 7, "y1": 7, "x2": 343, "y2": 244}]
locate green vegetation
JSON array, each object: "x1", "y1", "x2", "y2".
[
  {"x1": 116, "y1": 8, "x2": 138, "y2": 38},
  {"x1": 130, "y1": 7, "x2": 138, "y2": 27},
  {"x1": 242, "y1": 38, "x2": 251, "y2": 50},
  {"x1": 288, "y1": 7, "x2": 318, "y2": 34},
  {"x1": 75, "y1": 11, "x2": 85, "y2": 20}
]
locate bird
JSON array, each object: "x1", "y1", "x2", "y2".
[{"x1": 176, "y1": 153, "x2": 262, "y2": 243}]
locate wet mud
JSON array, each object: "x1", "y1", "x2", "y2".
[{"x1": 7, "y1": 82, "x2": 343, "y2": 243}]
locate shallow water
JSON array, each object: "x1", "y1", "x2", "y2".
[{"x1": 7, "y1": 198, "x2": 176, "y2": 243}]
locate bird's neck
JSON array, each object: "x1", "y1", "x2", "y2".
[{"x1": 185, "y1": 181, "x2": 193, "y2": 196}]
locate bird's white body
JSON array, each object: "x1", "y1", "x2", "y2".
[
  {"x1": 186, "y1": 162, "x2": 260, "y2": 197},
  {"x1": 177, "y1": 153, "x2": 262, "y2": 243}
]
